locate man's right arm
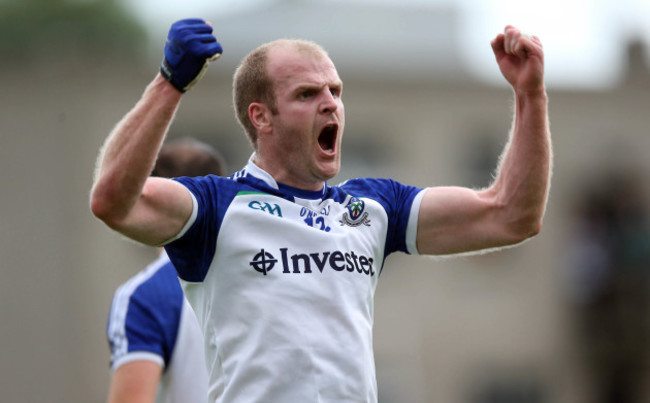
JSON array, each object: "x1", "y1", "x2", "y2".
[
  {"x1": 90, "y1": 18, "x2": 222, "y2": 246},
  {"x1": 90, "y1": 75, "x2": 192, "y2": 246}
]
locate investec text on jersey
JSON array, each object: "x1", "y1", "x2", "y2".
[{"x1": 250, "y1": 247, "x2": 375, "y2": 277}]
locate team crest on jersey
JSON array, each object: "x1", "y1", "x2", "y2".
[{"x1": 339, "y1": 197, "x2": 371, "y2": 227}]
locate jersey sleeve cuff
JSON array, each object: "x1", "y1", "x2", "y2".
[
  {"x1": 157, "y1": 190, "x2": 199, "y2": 246},
  {"x1": 111, "y1": 351, "x2": 165, "y2": 371},
  {"x1": 405, "y1": 188, "x2": 427, "y2": 255}
]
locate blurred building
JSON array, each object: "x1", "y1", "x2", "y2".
[{"x1": 1, "y1": 2, "x2": 648, "y2": 402}]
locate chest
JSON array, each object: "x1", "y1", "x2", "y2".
[{"x1": 211, "y1": 192, "x2": 388, "y2": 288}]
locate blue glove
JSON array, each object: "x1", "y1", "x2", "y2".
[{"x1": 160, "y1": 18, "x2": 223, "y2": 93}]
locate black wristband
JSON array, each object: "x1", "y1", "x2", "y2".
[{"x1": 160, "y1": 59, "x2": 185, "y2": 93}]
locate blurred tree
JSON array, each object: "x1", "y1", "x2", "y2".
[{"x1": 0, "y1": 0, "x2": 147, "y2": 64}]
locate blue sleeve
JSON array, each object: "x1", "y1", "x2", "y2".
[
  {"x1": 165, "y1": 175, "x2": 237, "y2": 282},
  {"x1": 340, "y1": 178, "x2": 423, "y2": 256},
  {"x1": 106, "y1": 264, "x2": 183, "y2": 368}
]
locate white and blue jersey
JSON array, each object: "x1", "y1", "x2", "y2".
[
  {"x1": 164, "y1": 156, "x2": 425, "y2": 403},
  {"x1": 106, "y1": 252, "x2": 209, "y2": 403}
]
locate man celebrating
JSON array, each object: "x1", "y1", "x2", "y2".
[{"x1": 91, "y1": 18, "x2": 551, "y2": 402}]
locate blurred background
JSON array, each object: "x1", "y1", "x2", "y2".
[{"x1": 1, "y1": 0, "x2": 649, "y2": 402}]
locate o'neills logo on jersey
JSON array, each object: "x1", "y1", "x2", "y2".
[
  {"x1": 339, "y1": 197, "x2": 371, "y2": 227},
  {"x1": 249, "y1": 248, "x2": 375, "y2": 277}
]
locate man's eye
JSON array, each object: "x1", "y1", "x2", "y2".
[
  {"x1": 299, "y1": 91, "x2": 314, "y2": 99},
  {"x1": 330, "y1": 86, "x2": 343, "y2": 97}
]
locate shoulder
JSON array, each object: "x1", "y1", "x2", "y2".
[
  {"x1": 120, "y1": 257, "x2": 181, "y2": 301},
  {"x1": 173, "y1": 174, "x2": 238, "y2": 195},
  {"x1": 172, "y1": 173, "x2": 263, "y2": 210},
  {"x1": 109, "y1": 255, "x2": 184, "y2": 326},
  {"x1": 337, "y1": 177, "x2": 397, "y2": 194},
  {"x1": 335, "y1": 177, "x2": 424, "y2": 204}
]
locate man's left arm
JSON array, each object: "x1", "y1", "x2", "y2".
[{"x1": 416, "y1": 25, "x2": 552, "y2": 256}]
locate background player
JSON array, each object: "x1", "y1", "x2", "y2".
[{"x1": 106, "y1": 137, "x2": 224, "y2": 403}]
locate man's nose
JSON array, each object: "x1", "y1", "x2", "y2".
[{"x1": 320, "y1": 91, "x2": 338, "y2": 114}]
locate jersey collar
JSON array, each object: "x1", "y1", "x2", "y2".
[{"x1": 242, "y1": 153, "x2": 329, "y2": 201}]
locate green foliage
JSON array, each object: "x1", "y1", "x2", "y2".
[{"x1": 0, "y1": 0, "x2": 147, "y2": 63}]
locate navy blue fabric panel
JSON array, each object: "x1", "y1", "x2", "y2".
[
  {"x1": 122, "y1": 263, "x2": 183, "y2": 367},
  {"x1": 166, "y1": 174, "x2": 240, "y2": 282},
  {"x1": 339, "y1": 178, "x2": 423, "y2": 256}
]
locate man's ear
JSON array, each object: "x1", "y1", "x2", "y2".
[{"x1": 249, "y1": 103, "x2": 272, "y2": 135}]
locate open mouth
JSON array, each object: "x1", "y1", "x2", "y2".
[{"x1": 318, "y1": 123, "x2": 338, "y2": 154}]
